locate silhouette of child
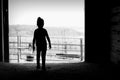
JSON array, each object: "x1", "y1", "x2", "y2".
[{"x1": 32, "y1": 17, "x2": 51, "y2": 70}]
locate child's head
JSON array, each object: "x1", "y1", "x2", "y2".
[{"x1": 37, "y1": 17, "x2": 44, "y2": 28}]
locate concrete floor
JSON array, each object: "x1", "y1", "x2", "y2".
[{"x1": 0, "y1": 62, "x2": 119, "y2": 80}]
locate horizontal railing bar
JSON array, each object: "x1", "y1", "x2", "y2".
[
  {"x1": 9, "y1": 42, "x2": 82, "y2": 46},
  {"x1": 9, "y1": 49, "x2": 80, "y2": 52}
]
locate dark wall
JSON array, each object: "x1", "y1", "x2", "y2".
[
  {"x1": 0, "y1": 0, "x2": 9, "y2": 62},
  {"x1": 110, "y1": 1, "x2": 120, "y2": 64},
  {"x1": 0, "y1": 0, "x2": 3, "y2": 61},
  {"x1": 85, "y1": 1, "x2": 111, "y2": 63},
  {"x1": 3, "y1": 0, "x2": 9, "y2": 62}
]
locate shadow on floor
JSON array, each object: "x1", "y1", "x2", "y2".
[{"x1": 0, "y1": 62, "x2": 119, "y2": 80}]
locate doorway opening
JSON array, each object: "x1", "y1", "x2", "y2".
[{"x1": 9, "y1": 0, "x2": 85, "y2": 63}]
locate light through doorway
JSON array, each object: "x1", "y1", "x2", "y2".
[{"x1": 9, "y1": 0, "x2": 85, "y2": 63}]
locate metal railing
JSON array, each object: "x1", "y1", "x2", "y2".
[{"x1": 9, "y1": 36, "x2": 84, "y2": 63}]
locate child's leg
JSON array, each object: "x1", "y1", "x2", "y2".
[
  {"x1": 36, "y1": 49, "x2": 41, "y2": 69},
  {"x1": 41, "y1": 49, "x2": 46, "y2": 70}
]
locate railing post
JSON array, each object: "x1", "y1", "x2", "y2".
[
  {"x1": 19, "y1": 36, "x2": 21, "y2": 59},
  {"x1": 17, "y1": 36, "x2": 19, "y2": 63},
  {"x1": 17, "y1": 36, "x2": 20, "y2": 63},
  {"x1": 80, "y1": 38, "x2": 83, "y2": 61}
]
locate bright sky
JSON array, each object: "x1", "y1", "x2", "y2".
[{"x1": 9, "y1": 0, "x2": 84, "y2": 32}]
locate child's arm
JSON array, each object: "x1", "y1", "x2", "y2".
[
  {"x1": 46, "y1": 31, "x2": 51, "y2": 49},
  {"x1": 32, "y1": 30, "x2": 36, "y2": 51}
]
